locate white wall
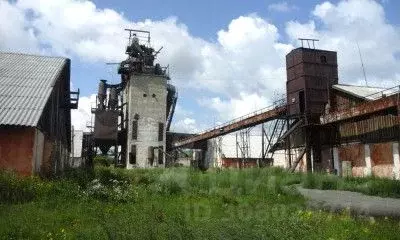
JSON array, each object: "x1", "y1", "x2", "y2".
[
  {"x1": 72, "y1": 130, "x2": 83, "y2": 158},
  {"x1": 207, "y1": 133, "x2": 289, "y2": 168}
]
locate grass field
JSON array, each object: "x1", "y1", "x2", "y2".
[{"x1": 1, "y1": 167, "x2": 399, "y2": 239}]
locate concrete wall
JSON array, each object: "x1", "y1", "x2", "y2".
[
  {"x1": 72, "y1": 130, "x2": 83, "y2": 158},
  {"x1": 207, "y1": 134, "x2": 263, "y2": 161},
  {"x1": 0, "y1": 127, "x2": 35, "y2": 175},
  {"x1": 125, "y1": 74, "x2": 168, "y2": 168},
  {"x1": 206, "y1": 134, "x2": 291, "y2": 169},
  {"x1": 33, "y1": 129, "x2": 44, "y2": 173}
]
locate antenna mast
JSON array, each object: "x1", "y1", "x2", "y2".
[{"x1": 356, "y1": 41, "x2": 368, "y2": 86}]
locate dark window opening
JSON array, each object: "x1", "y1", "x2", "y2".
[
  {"x1": 299, "y1": 90, "x2": 305, "y2": 114},
  {"x1": 143, "y1": 93, "x2": 147, "y2": 97},
  {"x1": 129, "y1": 145, "x2": 136, "y2": 164},
  {"x1": 148, "y1": 146, "x2": 154, "y2": 166},
  {"x1": 158, "y1": 122, "x2": 164, "y2": 141},
  {"x1": 320, "y1": 55, "x2": 327, "y2": 63},
  {"x1": 158, "y1": 147, "x2": 163, "y2": 164},
  {"x1": 152, "y1": 93, "x2": 156, "y2": 98},
  {"x1": 132, "y1": 120, "x2": 138, "y2": 140}
]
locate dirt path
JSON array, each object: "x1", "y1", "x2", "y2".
[{"x1": 296, "y1": 186, "x2": 400, "y2": 218}]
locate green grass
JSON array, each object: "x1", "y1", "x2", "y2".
[
  {"x1": 0, "y1": 167, "x2": 399, "y2": 239},
  {"x1": 301, "y1": 173, "x2": 400, "y2": 198}
]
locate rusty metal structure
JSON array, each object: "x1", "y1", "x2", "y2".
[{"x1": 172, "y1": 41, "x2": 400, "y2": 177}]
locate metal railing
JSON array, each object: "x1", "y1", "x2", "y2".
[{"x1": 194, "y1": 97, "x2": 287, "y2": 136}]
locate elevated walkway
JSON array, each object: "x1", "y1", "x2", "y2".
[{"x1": 173, "y1": 103, "x2": 286, "y2": 148}]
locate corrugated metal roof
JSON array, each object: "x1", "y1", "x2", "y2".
[
  {"x1": 0, "y1": 52, "x2": 68, "y2": 126},
  {"x1": 332, "y1": 84, "x2": 385, "y2": 100}
]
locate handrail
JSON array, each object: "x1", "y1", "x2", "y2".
[{"x1": 193, "y1": 97, "x2": 287, "y2": 136}]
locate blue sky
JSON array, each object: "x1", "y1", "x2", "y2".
[{"x1": 1, "y1": 0, "x2": 400, "y2": 132}]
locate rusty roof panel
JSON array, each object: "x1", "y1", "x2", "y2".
[{"x1": 0, "y1": 52, "x2": 67, "y2": 126}]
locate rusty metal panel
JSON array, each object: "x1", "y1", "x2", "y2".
[
  {"x1": 370, "y1": 142, "x2": 395, "y2": 178},
  {"x1": 287, "y1": 77, "x2": 306, "y2": 92},
  {"x1": 371, "y1": 143, "x2": 393, "y2": 165},
  {"x1": 322, "y1": 93, "x2": 400, "y2": 124},
  {"x1": 94, "y1": 110, "x2": 119, "y2": 141},
  {"x1": 286, "y1": 48, "x2": 338, "y2": 116},
  {"x1": 286, "y1": 53, "x2": 294, "y2": 70},
  {"x1": 339, "y1": 144, "x2": 365, "y2": 167},
  {"x1": 339, "y1": 115, "x2": 399, "y2": 141},
  {"x1": 331, "y1": 91, "x2": 363, "y2": 112}
]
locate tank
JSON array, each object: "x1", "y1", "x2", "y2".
[
  {"x1": 108, "y1": 87, "x2": 118, "y2": 110},
  {"x1": 98, "y1": 80, "x2": 107, "y2": 109}
]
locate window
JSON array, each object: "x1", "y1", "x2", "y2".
[
  {"x1": 132, "y1": 120, "x2": 138, "y2": 140},
  {"x1": 129, "y1": 145, "x2": 136, "y2": 164},
  {"x1": 320, "y1": 55, "x2": 327, "y2": 63},
  {"x1": 148, "y1": 146, "x2": 154, "y2": 166},
  {"x1": 299, "y1": 90, "x2": 305, "y2": 114},
  {"x1": 158, "y1": 148, "x2": 163, "y2": 164},
  {"x1": 158, "y1": 122, "x2": 164, "y2": 141}
]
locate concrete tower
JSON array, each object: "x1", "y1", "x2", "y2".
[
  {"x1": 118, "y1": 29, "x2": 175, "y2": 168},
  {"x1": 124, "y1": 74, "x2": 168, "y2": 168}
]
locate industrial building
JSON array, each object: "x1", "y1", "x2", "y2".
[
  {"x1": 81, "y1": 33, "x2": 399, "y2": 178},
  {"x1": 0, "y1": 52, "x2": 79, "y2": 176},
  {"x1": 89, "y1": 30, "x2": 177, "y2": 168},
  {"x1": 174, "y1": 39, "x2": 400, "y2": 179}
]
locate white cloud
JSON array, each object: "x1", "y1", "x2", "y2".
[
  {"x1": 2, "y1": 1, "x2": 292, "y2": 97},
  {"x1": 2, "y1": 0, "x2": 400, "y2": 134},
  {"x1": 71, "y1": 94, "x2": 96, "y2": 131},
  {"x1": 0, "y1": 1, "x2": 39, "y2": 52},
  {"x1": 268, "y1": 2, "x2": 297, "y2": 12},
  {"x1": 285, "y1": 0, "x2": 400, "y2": 87},
  {"x1": 193, "y1": 15, "x2": 292, "y2": 97},
  {"x1": 171, "y1": 117, "x2": 199, "y2": 133},
  {"x1": 198, "y1": 92, "x2": 274, "y2": 121},
  {"x1": 169, "y1": 104, "x2": 198, "y2": 133}
]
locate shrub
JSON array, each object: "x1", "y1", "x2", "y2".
[
  {"x1": 0, "y1": 171, "x2": 38, "y2": 203},
  {"x1": 361, "y1": 178, "x2": 400, "y2": 198},
  {"x1": 302, "y1": 173, "x2": 318, "y2": 189},
  {"x1": 95, "y1": 167, "x2": 127, "y2": 186},
  {"x1": 93, "y1": 155, "x2": 113, "y2": 167},
  {"x1": 320, "y1": 176, "x2": 338, "y2": 190},
  {"x1": 63, "y1": 167, "x2": 94, "y2": 187},
  {"x1": 83, "y1": 178, "x2": 137, "y2": 202}
]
